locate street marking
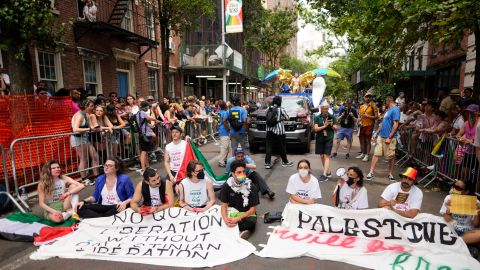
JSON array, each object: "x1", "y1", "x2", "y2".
[{"x1": 0, "y1": 248, "x2": 34, "y2": 270}]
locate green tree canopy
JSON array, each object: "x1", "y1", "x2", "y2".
[{"x1": 278, "y1": 54, "x2": 317, "y2": 74}]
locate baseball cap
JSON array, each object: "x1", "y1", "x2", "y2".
[
  {"x1": 170, "y1": 125, "x2": 183, "y2": 133},
  {"x1": 234, "y1": 147, "x2": 245, "y2": 155}
]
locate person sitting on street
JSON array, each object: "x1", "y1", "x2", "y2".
[
  {"x1": 226, "y1": 147, "x2": 275, "y2": 199},
  {"x1": 130, "y1": 168, "x2": 174, "y2": 215},
  {"x1": 333, "y1": 166, "x2": 368, "y2": 210},
  {"x1": 178, "y1": 160, "x2": 216, "y2": 213},
  {"x1": 77, "y1": 158, "x2": 134, "y2": 218},
  {"x1": 286, "y1": 159, "x2": 321, "y2": 205},
  {"x1": 378, "y1": 167, "x2": 423, "y2": 218},
  {"x1": 439, "y1": 179, "x2": 480, "y2": 250},
  {"x1": 220, "y1": 160, "x2": 259, "y2": 240},
  {"x1": 38, "y1": 160, "x2": 85, "y2": 223}
]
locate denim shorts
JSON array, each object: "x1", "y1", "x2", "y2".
[{"x1": 336, "y1": 127, "x2": 354, "y2": 141}]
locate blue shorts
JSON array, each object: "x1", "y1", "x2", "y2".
[{"x1": 336, "y1": 127, "x2": 353, "y2": 141}]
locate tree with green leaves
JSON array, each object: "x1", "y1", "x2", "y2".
[
  {"x1": 278, "y1": 54, "x2": 317, "y2": 74},
  {"x1": 153, "y1": 0, "x2": 215, "y2": 97},
  {"x1": 305, "y1": 0, "x2": 480, "y2": 94},
  {"x1": 0, "y1": 0, "x2": 66, "y2": 92},
  {"x1": 245, "y1": 7, "x2": 298, "y2": 70}
]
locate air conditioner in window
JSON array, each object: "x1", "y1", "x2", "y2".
[{"x1": 169, "y1": 40, "x2": 175, "y2": 52}]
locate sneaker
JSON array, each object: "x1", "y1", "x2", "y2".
[
  {"x1": 345, "y1": 153, "x2": 350, "y2": 159},
  {"x1": 239, "y1": 230, "x2": 251, "y2": 240},
  {"x1": 326, "y1": 172, "x2": 332, "y2": 178},
  {"x1": 264, "y1": 163, "x2": 272, "y2": 169},
  {"x1": 356, "y1": 153, "x2": 365, "y2": 159},
  {"x1": 318, "y1": 175, "x2": 329, "y2": 182},
  {"x1": 281, "y1": 162, "x2": 294, "y2": 167},
  {"x1": 388, "y1": 174, "x2": 395, "y2": 182},
  {"x1": 218, "y1": 162, "x2": 226, "y2": 168},
  {"x1": 136, "y1": 168, "x2": 143, "y2": 173},
  {"x1": 128, "y1": 165, "x2": 140, "y2": 171},
  {"x1": 362, "y1": 155, "x2": 369, "y2": 162},
  {"x1": 83, "y1": 179, "x2": 95, "y2": 186},
  {"x1": 137, "y1": 169, "x2": 145, "y2": 176},
  {"x1": 330, "y1": 152, "x2": 337, "y2": 158},
  {"x1": 366, "y1": 172, "x2": 374, "y2": 181},
  {"x1": 426, "y1": 164, "x2": 435, "y2": 170}
]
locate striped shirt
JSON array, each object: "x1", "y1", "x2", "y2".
[{"x1": 266, "y1": 105, "x2": 289, "y2": 135}]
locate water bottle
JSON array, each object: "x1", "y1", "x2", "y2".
[
  {"x1": 371, "y1": 131, "x2": 377, "y2": 147},
  {"x1": 19, "y1": 188, "x2": 28, "y2": 201}
]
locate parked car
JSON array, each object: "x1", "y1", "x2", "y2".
[{"x1": 248, "y1": 95, "x2": 316, "y2": 153}]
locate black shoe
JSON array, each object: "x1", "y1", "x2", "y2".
[
  {"x1": 330, "y1": 152, "x2": 337, "y2": 158},
  {"x1": 318, "y1": 175, "x2": 329, "y2": 182},
  {"x1": 268, "y1": 191, "x2": 275, "y2": 199},
  {"x1": 265, "y1": 163, "x2": 272, "y2": 169},
  {"x1": 345, "y1": 153, "x2": 350, "y2": 159}
]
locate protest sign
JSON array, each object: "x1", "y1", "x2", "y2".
[
  {"x1": 450, "y1": 195, "x2": 478, "y2": 216},
  {"x1": 31, "y1": 206, "x2": 255, "y2": 267},
  {"x1": 256, "y1": 203, "x2": 480, "y2": 269}
]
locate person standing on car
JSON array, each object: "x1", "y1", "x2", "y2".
[
  {"x1": 229, "y1": 96, "x2": 249, "y2": 154},
  {"x1": 314, "y1": 103, "x2": 339, "y2": 182},
  {"x1": 264, "y1": 96, "x2": 293, "y2": 169},
  {"x1": 331, "y1": 99, "x2": 358, "y2": 159}
]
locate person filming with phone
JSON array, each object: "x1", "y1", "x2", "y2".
[{"x1": 314, "y1": 102, "x2": 339, "y2": 182}]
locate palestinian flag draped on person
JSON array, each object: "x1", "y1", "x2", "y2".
[{"x1": 173, "y1": 139, "x2": 229, "y2": 185}]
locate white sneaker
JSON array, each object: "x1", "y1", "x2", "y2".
[
  {"x1": 137, "y1": 169, "x2": 145, "y2": 175},
  {"x1": 366, "y1": 172, "x2": 374, "y2": 181},
  {"x1": 362, "y1": 155, "x2": 369, "y2": 162},
  {"x1": 135, "y1": 168, "x2": 143, "y2": 173},
  {"x1": 356, "y1": 153, "x2": 365, "y2": 159},
  {"x1": 427, "y1": 164, "x2": 435, "y2": 170}
]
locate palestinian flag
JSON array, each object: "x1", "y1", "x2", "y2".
[
  {"x1": 0, "y1": 211, "x2": 75, "y2": 243},
  {"x1": 174, "y1": 139, "x2": 229, "y2": 186}
]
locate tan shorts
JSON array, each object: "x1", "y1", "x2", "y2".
[{"x1": 374, "y1": 137, "x2": 397, "y2": 159}]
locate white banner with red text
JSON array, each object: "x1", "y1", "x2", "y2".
[
  {"x1": 256, "y1": 203, "x2": 480, "y2": 270},
  {"x1": 31, "y1": 206, "x2": 255, "y2": 267}
]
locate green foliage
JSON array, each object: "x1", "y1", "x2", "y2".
[
  {"x1": 278, "y1": 54, "x2": 317, "y2": 74},
  {"x1": 156, "y1": 0, "x2": 215, "y2": 35},
  {"x1": 0, "y1": 0, "x2": 60, "y2": 60},
  {"x1": 245, "y1": 7, "x2": 298, "y2": 69},
  {"x1": 324, "y1": 57, "x2": 355, "y2": 100},
  {"x1": 305, "y1": 0, "x2": 480, "y2": 91}
]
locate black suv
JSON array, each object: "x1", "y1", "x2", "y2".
[{"x1": 248, "y1": 95, "x2": 314, "y2": 153}]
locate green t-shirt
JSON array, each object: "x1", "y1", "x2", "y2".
[{"x1": 314, "y1": 113, "x2": 337, "y2": 142}]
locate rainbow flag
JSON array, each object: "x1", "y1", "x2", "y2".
[
  {"x1": 225, "y1": 0, "x2": 243, "y2": 33},
  {"x1": 173, "y1": 140, "x2": 229, "y2": 186},
  {"x1": 431, "y1": 135, "x2": 446, "y2": 158}
]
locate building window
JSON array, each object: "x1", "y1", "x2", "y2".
[
  {"x1": 83, "y1": 59, "x2": 101, "y2": 96},
  {"x1": 145, "y1": 5, "x2": 155, "y2": 40},
  {"x1": 416, "y1": 47, "x2": 423, "y2": 70},
  {"x1": 408, "y1": 51, "x2": 414, "y2": 71},
  {"x1": 36, "y1": 50, "x2": 63, "y2": 92},
  {"x1": 121, "y1": 1, "x2": 133, "y2": 32},
  {"x1": 148, "y1": 70, "x2": 158, "y2": 99}
]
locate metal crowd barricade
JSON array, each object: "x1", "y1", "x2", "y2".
[
  {"x1": 396, "y1": 126, "x2": 415, "y2": 167},
  {"x1": 181, "y1": 116, "x2": 219, "y2": 146},
  {"x1": 0, "y1": 145, "x2": 26, "y2": 213}
]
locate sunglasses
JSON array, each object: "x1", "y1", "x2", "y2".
[
  {"x1": 452, "y1": 185, "x2": 465, "y2": 191},
  {"x1": 104, "y1": 164, "x2": 116, "y2": 168}
]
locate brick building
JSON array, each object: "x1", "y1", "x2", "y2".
[{"x1": 27, "y1": 0, "x2": 182, "y2": 99}]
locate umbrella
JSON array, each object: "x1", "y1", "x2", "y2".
[{"x1": 311, "y1": 67, "x2": 341, "y2": 78}]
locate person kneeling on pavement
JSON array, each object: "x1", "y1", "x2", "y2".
[
  {"x1": 226, "y1": 147, "x2": 275, "y2": 199},
  {"x1": 130, "y1": 168, "x2": 174, "y2": 215},
  {"x1": 286, "y1": 159, "x2": 321, "y2": 204},
  {"x1": 220, "y1": 160, "x2": 259, "y2": 240},
  {"x1": 333, "y1": 166, "x2": 368, "y2": 210},
  {"x1": 178, "y1": 160, "x2": 216, "y2": 212},
  {"x1": 77, "y1": 158, "x2": 134, "y2": 218},
  {"x1": 378, "y1": 167, "x2": 423, "y2": 218},
  {"x1": 439, "y1": 179, "x2": 480, "y2": 257}
]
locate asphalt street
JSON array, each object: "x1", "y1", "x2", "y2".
[{"x1": 0, "y1": 139, "x2": 448, "y2": 270}]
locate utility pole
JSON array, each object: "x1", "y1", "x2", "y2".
[{"x1": 221, "y1": 0, "x2": 227, "y2": 101}]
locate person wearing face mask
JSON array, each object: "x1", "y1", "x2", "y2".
[
  {"x1": 220, "y1": 160, "x2": 259, "y2": 240},
  {"x1": 334, "y1": 167, "x2": 368, "y2": 210},
  {"x1": 130, "y1": 168, "x2": 174, "y2": 215},
  {"x1": 439, "y1": 179, "x2": 480, "y2": 247},
  {"x1": 378, "y1": 167, "x2": 423, "y2": 218},
  {"x1": 178, "y1": 160, "x2": 216, "y2": 213},
  {"x1": 286, "y1": 159, "x2": 321, "y2": 205}
]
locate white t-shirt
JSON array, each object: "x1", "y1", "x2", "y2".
[
  {"x1": 47, "y1": 178, "x2": 66, "y2": 203},
  {"x1": 338, "y1": 184, "x2": 368, "y2": 209},
  {"x1": 101, "y1": 182, "x2": 121, "y2": 205},
  {"x1": 286, "y1": 173, "x2": 322, "y2": 200},
  {"x1": 149, "y1": 186, "x2": 162, "y2": 207},
  {"x1": 181, "y1": 178, "x2": 209, "y2": 207},
  {"x1": 452, "y1": 115, "x2": 465, "y2": 131},
  {"x1": 439, "y1": 195, "x2": 479, "y2": 234},
  {"x1": 381, "y1": 182, "x2": 423, "y2": 211},
  {"x1": 165, "y1": 140, "x2": 186, "y2": 172}
]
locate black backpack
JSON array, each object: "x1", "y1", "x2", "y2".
[
  {"x1": 0, "y1": 184, "x2": 14, "y2": 215},
  {"x1": 127, "y1": 112, "x2": 140, "y2": 133},
  {"x1": 228, "y1": 109, "x2": 243, "y2": 131},
  {"x1": 266, "y1": 106, "x2": 279, "y2": 127}
]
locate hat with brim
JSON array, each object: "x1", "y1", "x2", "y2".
[
  {"x1": 399, "y1": 167, "x2": 418, "y2": 181},
  {"x1": 364, "y1": 91, "x2": 373, "y2": 97},
  {"x1": 449, "y1": 89, "x2": 461, "y2": 96},
  {"x1": 465, "y1": 104, "x2": 479, "y2": 113},
  {"x1": 170, "y1": 125, "x2": 183, "y2": 133},
  {"x1": 234, "y1": 147, "x2": 245, "y2": 155}
]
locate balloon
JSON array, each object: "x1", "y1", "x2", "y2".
[{"x1": 312, "y1": 77, "x2": 326, "y2": 108}]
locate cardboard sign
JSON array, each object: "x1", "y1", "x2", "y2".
[{"x1": 450, "y1": 195, "x2": 479, "y2": 216}]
